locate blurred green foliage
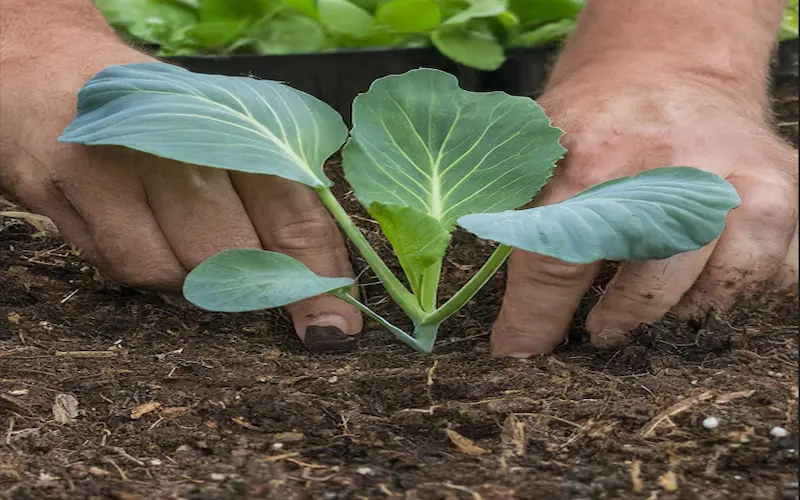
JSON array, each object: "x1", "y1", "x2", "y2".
[{"x1": 94, "y1": 0, "x2": 798, "y2": 70}]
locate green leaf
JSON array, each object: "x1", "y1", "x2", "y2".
[
  {"x1": 183, "y1": 249, "x2": 354, "y2": 312},
  {"x1": 318, "y1": 0, "x2": 375, "y2": 37},
  {"x1": 285, "y1": 0, "x2": 319, "y2": 18},
  {"x1": 375, "y1": 0, "x2": 441, "y2": 33},
  {"x1": 343, "y1": 68, "x2": 563, "y2": 228},
  {"x1": 94, "y1": 0, "x2": 198, "y2": 44},
  {"x1": 458, "y1": 167, "x2": 741, "y2": 264},
  {"x1": 780, "y1": 0, "x2": 798, "y2": 40},
  {"x1": 511, "y1": 18, "x2": 575, "y2": 47},
  {"x1": 183, "y1": 20, "x2": 251, "y2": 48},
  {"x1": 368, "y1": 204, "x2": 451, "y2": 296},
  {"x1": 59, "y1": 62, "x2": 347, "y2": 188},
  {"x1": 197, "y1": 0, "x2": 272, "y2": 21},
  {"x1": 431, "y1": 26, "x2": 505, "y2": 70},
  {"x1": 443, "y1": 0, "x2": 507, "y2": 25},
  {"x1": 508, "y1": 0, "x2": 583, "y2": 25},
  {"x1": 249, "y1": 12, "x2": 328, "y2": 53}
]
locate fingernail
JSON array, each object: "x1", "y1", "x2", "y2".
[
  {"x1": 303, "y1": 316, "x2": 356, "y2": 353},
  {"x1": 504, "y1": 352, "x2": 534, "y2": 359}
]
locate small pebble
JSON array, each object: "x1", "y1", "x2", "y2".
[
  {"x1": 210, "y1": 473, "x2": 226, "y2": 481},
  {"x1": 272, "y1": 442, "x2": 284, "y2": 451},
  {"x1": 770, "y1": 426, "x2": 789, "y2": 438},
  {"x1": 702, "y1": 417, "x2": 720, "y2": 429},
  {"x1": 149, "y1": 459, "x2": 162, "y2": 466},
  {"x1": 356, "y1": 466, "x2": 374, "y2": 476}
]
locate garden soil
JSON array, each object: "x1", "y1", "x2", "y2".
[{"x1": 0, "y1": 80, "x2": 797, "y2": 500}]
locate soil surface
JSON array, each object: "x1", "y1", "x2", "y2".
[{"x1": 1, "y1": 79, "x2": 798, "y2": 500}]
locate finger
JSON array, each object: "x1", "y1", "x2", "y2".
[
  {"x1": 231, "y1": 173, "x2": 361, "y2": 352},
  {"x1": 1, "y1": 148, "x2": 98, "y2": 260},
  {"x1": 770, "y1": 224, "x2": 798, "y2": 290},
  {"x1": 491, "y1": 251, "x2": 603, "y2": 357},
  {"x1": 585, "y1": 242, "x2": 717, "y2": 349},
  {"x1": 675, "y1": 174, "x2": 798, "y2": 317},
  {"x1": 137, "y1": 157, "x2": 262, "y2": 269},
  {"x1": 57, "y1": 145, "x2": 185, "y2": 289}
]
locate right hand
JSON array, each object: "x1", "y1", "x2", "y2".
[{"x1": 0, "y1": 37, "x2": 362, "y2": 351}]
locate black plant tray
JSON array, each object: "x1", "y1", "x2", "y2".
[{"x1": 160, "y1": 40, "x2": 798, "y2": 121}]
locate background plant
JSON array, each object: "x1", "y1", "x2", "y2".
[
  {"x1": 59, "y1": 62, "x2": 740, "y2": 353},
  {"x1": 94, "y1": 0, "x2": 798, "y2": 71}
]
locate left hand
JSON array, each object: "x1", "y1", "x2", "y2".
[{"x1": 490, "y1": 64, "x2": 799, "y2": 357}]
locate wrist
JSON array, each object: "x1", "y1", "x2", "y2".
[
  {"x1": 548, "y1": 0, "x2": 787, "y2": 108},
  {"x1": 1, "y1": 0, "x2": 122, "y2": 65}
]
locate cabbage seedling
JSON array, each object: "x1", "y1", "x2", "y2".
[{"x1": 60, "y1": 62, "x2": 741, "y2": 353}]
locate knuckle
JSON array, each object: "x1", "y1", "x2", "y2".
[
  {"x1": 271, "y1": 210, "x2": 341, "y2": 252},
  {"x1": 509, "y1": 252, "x2": 589, "y2": 287},
  {"x1": 737, "y1": 185, "x2": 798, "y2": 229}
]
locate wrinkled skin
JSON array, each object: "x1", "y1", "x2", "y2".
[
  {"x1": 1, "y1": 2, "x2": 797, "y2": 355},
  {"x1": 0, "y1": 35, "x2": 362, "y2": 351},
  {"x1": 491, "y1": 73, "x2": 799, "y2": 357}
]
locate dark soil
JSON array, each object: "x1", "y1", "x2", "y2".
[{"x1": 1, "y1": 79, "x2": 798, "y2": 500}]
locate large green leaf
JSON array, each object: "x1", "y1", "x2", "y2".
[
  {"x1": 342, "y1": 68, "x2": 565, "y2": 228},
  {"x1": 59, "y1": 62, "x2": 347, "y2": 188},
  {"x1": 184, "y1": 249, "x2": 354, "y2": 313},
  {"x1": 368, "y1": 204, "x2": 451, "y2": 296},
  {"x1": 458, "y1": 167, "x2": 741, "y2": 264}
]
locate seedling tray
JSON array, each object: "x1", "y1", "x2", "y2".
[{"x1": 160, "y1": 40, "x2": 799, "y2": 120}]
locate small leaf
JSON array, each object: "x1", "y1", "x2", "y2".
[
  {"x1": 458, "y1": 167, "x2": 741, "y2": 264},
  {"x1": 59, "y1": 62, "x2": 347, "y2": 188},
  {"x1": 375, "y1": 0, "x2": 441, "y2": 33},
  {"x1": 183, "y1": 249, "x2": 354, "y2": 312},
  {"x1": 368, "y1": 204, "x2": 451, "y2": 296},
  {"x1": 318, "y1": 0, "x2": 375, "y2": 38}
]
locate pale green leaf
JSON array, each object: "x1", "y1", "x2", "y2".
[
  {"x1": 59, "y1": 62, "x2": 348, "y2": 188},
  {"x1": 458, "y1": 167, "x2": 741, "y2": 264},
  {"x1": 183, "y1": 249, "x2": 354, "y2": 312},
  {"x1": 343, "y1": 68, "x2": 564, "y2": 229},
  {"x1": 318, "y1": 0, "x2": 375, "y2": 37},
  {"x1": 368, "y1": 203, "x2": 451, "y2": 295}
]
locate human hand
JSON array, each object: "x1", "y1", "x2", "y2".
[
  {"x1": 490, "y1": 65, "x2": 799, "y2": 357},
  {"x1": 0, "y1": 35, "x2": 361, "y2": 351}
]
